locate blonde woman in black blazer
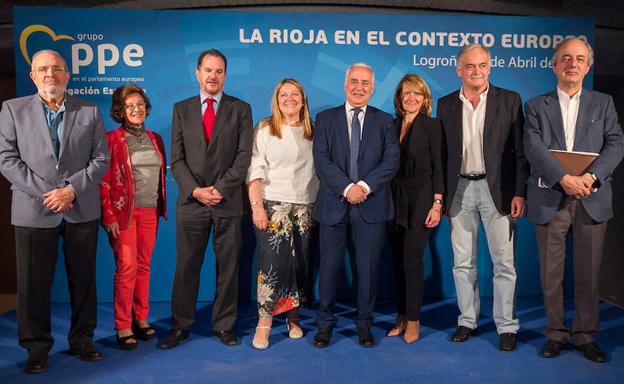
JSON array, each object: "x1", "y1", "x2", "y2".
[{"x1": 387, "y1": 74, "x2": 444, "y2": 343}]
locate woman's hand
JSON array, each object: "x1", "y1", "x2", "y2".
[
  {"x1": 424, "y1": 208, "x2": 441, "y2": 228},
  {"x1": 252, "y1": 206, "x2": 269, "y2": 230},
  {"x1": 104, "y1": 222, "x2": 120, "y2": 239}
]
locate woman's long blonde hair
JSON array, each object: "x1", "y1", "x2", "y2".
[{"x1": 261, "y1": 78, "x2": 313, "y2": 140}]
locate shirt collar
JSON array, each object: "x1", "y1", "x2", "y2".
[
  {"x1": 345, "y1": 101, "x2": 367, "y2": 114},
  {"x1": 458, "y1": 85, "x2": 489, "y2": 103},
  {"x1": 200, "y1": 90, "x2": 223, "y2": 106},
  {"x1": 557, "y1": 87, "x2": 582, "y2": 102},
  {"x1": 38, "y1": 94, "x2": 66, "y2": 113}
]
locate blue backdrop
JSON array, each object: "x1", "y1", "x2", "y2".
[{"x1": 12, "y1": 6, "x2": 593, "y2": 302}]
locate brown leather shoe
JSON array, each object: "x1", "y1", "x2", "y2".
[
  {"x1": 575, "y1": 342, "x2": 606, "y2": 363},
  {"x1": 539, "y1": 339, "x2": 567, "y2": 358},
  {"x1": 215, "y1": 330, "x2": 239, "y2": 346},
  {"x1": 403, "y1": 320, "x2": 420, "y2": 344}
]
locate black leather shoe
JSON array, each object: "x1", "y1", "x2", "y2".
[
  {"x1": 539, "y1": 339, "x2": 568, "y2": 358},
  {"x1": 69, "y1": 342, "x2": 103, "y2": 361},
  {"x1": 313, "y1": 328, "x2": 332, "y2": 348},
  {"x1": 499, "y1": 333, "x2": 517, "y2": 352},
  {"x1": 159, "y1": 328, "x2": 189, "y2": 349},
  {"x1": 215, "y1": 330, "x2": 239, "y2": 346},
  {"x1": 450, "y1": 326, "x2": 477, "y2": 343},
  {"x1": 25, "y1": 351, "x2": 48, "y2": 374},
  {"x1": 575, "y1": 342, "x2": 606, "y2": 363},
  {"x1": 357, "y1": 327, "x2": 375, "y2": 347}
]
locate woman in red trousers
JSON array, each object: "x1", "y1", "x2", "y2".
[{"x1": 100, "y1": 84, "x2": 167, "y2": 350}]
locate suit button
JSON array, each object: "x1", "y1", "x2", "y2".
[{"x1": 55, "y1": 165, "x2": 59, "y2": 170}]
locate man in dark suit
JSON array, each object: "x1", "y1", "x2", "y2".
[
  {"x1": 437, "y1": 44, "x2": 528, "y2": 352},
  {"x1": 312, "y1": 63, "x2": 399, "y2": 348},
  {"x1": 160, "y1": 49, "x2": 253, "y2": 348},
  {"x1": 0, "y1": 49, "x2": 110, "y2": 373},
  {"x1": 524, "y1": 37, "x2": 624, "y2": 363}
]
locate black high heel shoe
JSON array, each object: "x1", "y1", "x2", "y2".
[
  {"x1": 132, "y1": 321, "x2": 156, "y2": 341},
  {"x1": 116, "y1": 333, "x2": 137, "y2": 350}
]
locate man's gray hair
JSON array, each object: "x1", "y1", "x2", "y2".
[
  {"x1": 345, "y1": 62, "x2": 375, "y2": 86},
  {"x1": 552, "y1": 37, "x2": 594, "y2": 67},
  {"x1": 457, "y1": 44, "x2": 491, "y2": 68}
]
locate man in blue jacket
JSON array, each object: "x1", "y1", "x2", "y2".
[
  {"x1": 312, "y1": 63, "x2": 399, "y2": 348},
  {"x1": 524, "y1": 37, "x2": 624, "y2": 363}
]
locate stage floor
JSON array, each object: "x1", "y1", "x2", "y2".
[{"x1": 0, "y1": 297, "x2": 622, "y2": 383}]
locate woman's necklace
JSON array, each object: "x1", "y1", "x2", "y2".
[{"x1": 124, "y1": 123, "x2": 146, "y2": 143}]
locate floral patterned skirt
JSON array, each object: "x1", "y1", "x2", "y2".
[{"x1": 255, "y1": 200, "x2": 314, "y2": 318}]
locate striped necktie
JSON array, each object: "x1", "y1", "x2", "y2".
[{"x1": 349, "y1": 108, "x2": 362, "y2": 181}]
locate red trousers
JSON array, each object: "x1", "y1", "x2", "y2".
[{"x1": 110, "y1": 207, "x2": 158, "y2": 330}]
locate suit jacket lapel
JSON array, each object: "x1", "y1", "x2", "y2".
[
  {"x1": 359, "y1": 106, "x2": 373, "y2": 159},
  {"x1": 338, "y1": 105, "x2": 349, "y2": 169},
  {"x1": 572, "y1": 89, "x2": 594, "y2": 150},
  {"x1": 449, "y1": 92, "x2": 463, "y2": 153},
  {"x1": 544, "y1": 91, "x2": 567, "y2": 150},
  {"x1": 187, "y1": 96, "x2": 207, "y2": 152},
  {"x1": 483, "y1": 86, "x2": 499, "y2": 151},
  {"x1": 28, "y1": 95, "x2": 57, "y2": 159},
  {"x1": 60, "y1": 95, "x2": 77, "y2": 158},
  {"x1": 209, "y1": 94, "x2": 231, "y2": 150}
]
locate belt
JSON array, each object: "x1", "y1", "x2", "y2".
[{"x1": 460, "y1": 173, "x2": 486, "y2": 181}]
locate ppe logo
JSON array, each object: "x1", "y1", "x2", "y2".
[{"x1": 20, "y1": 24, "x2": 144, "y2": 74}]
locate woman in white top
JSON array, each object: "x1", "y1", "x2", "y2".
[{"x1": 247, "y1": 78, "x2": 318, "y2": 349}]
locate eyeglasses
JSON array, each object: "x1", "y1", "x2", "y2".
[
  {"x1": 33, "y1": 66, "x2": 66, "y2": 75},
  {"x1": 124, "y1": 102, "x2": 147, "y2": 111}
]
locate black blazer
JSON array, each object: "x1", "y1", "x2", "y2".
[
  {"x1": 392, "y1": 114, "x2": 444, "y2": 228},
  {"x1": 170, "y1": 93, "x2": 253, "y2": 216},
  {"x1": 437, "y1": 85, "x2": 528, "y2": 215}
]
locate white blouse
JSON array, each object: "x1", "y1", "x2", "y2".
[{"x1": 247, "y1": 123, "x2": 319, "y2": 204}]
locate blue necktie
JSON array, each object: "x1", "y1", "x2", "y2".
[{"x1": 349, "y1": 108, "x2": 362, "y2": 181}]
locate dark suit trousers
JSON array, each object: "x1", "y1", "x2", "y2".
[
  {"x1": 15, "y1": 220, "x2": 99, "y2": 353},
  {"x1": 316, "y1": 206, "x2": 386, "y2": 330},
  {"x1": 535, "y1": 197, "x2": 606, "y2": 345},
  {"x1": 390, "y1": 204, "x2": 432, "y2": 321},
  {"x1": 172, "y1": 204, "x2": 241, "y2": 331}
]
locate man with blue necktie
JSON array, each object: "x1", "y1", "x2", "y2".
[{"x1": 312, "y1": 63, "x2": 399, "y2": 348}]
